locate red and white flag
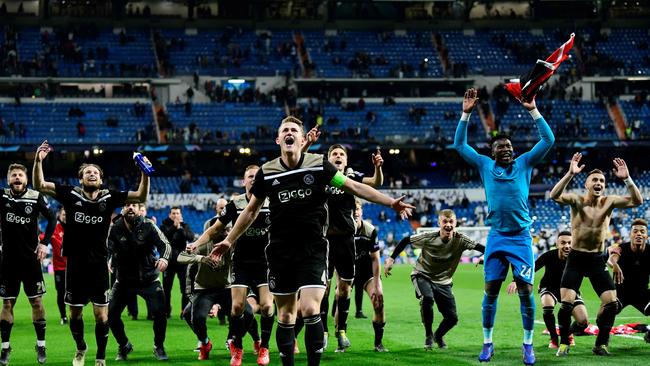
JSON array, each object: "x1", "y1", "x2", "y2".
[{"x1": 505, "y1": 33, "x2": 575, "y2": 102}]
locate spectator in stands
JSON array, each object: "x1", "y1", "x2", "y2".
[
  {"x1": 179, "y1": 170, "x2": 193, "y2": 193},
  {"x1": 17, "y1": 122, "x2": 25, "y2": 138},
  {"x1": 76, "y1": 121, "x2": 85, "y2": 138},
  {"x1": 378, "y1": 210, "x2": 388, "y2": 222}
]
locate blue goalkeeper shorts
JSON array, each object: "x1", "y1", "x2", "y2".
[{"x1": 484, "y1": 228, "x2": 534, "y2": 285}]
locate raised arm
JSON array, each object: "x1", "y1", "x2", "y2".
[
  {"x1": 301, "y1": 126, "x2": 321, "y2": 153},
  {"x1": 521, "y1": 98, "x2": 556, "y2": 166},
  {"x1": 610, "y1": 158, "x2": 643, "y2": 208},
  {"x1": 362, "y1": 148, "x2": 384, "y2": 187},
  {"x1": 550, "y1": 152, "x2": 583, "y2": 205},
  {"x1": 210, "y1": 195, "x2": 264, "y2": 260},
  {"x1": 32, "y1": 141, "x2": 56, "y2": 197},
  {"x1": 126, "y1": 170, "x2": 150, "y2": 203},
  {"x1": 453, "y1": 88, "x2": 483, "y2": 166}
]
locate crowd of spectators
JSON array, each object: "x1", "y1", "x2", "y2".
[{"x1": 18, "y1": 25, "x2": 155, "y2": 77}]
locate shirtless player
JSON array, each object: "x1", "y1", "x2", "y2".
[{"x1": 550, "y1": 153, "x2": 643, "y2": 356}]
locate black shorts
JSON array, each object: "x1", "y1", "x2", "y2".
[
  {"x1": 327, "y1": 233, "x2": 356, "y2": 281},
  {"x1": 539, "y1": 287, "x2": 585, "y2": 306},
  {"x1": 616, "y1": 288, "x2": 650, "y2": 315},
  {"x1": 353, "y1": 258, "x2": 374, "y2": 290},
  {"x1": 230, "y1": 260, "x2": 268, "y2": 289},
  {"x1": 411, "y1": 274, "x2": 458, "y2": 318},
  {"x1": 190, "y1": 288, "x2": 232, "y2": 316},
  {"x1": 266, "y1": 241, "x2": 328, "y2": 295},
  {"x1": 560, "y1": 251, "x2": 615, "y2": 297},
  {"x1": 0, "y1": 258, "x2": 46, "y2": 299},
  {"x1": 65, "y1": 259, "x2": 110, "y2": 307}
]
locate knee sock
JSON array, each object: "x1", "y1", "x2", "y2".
[
  {"x1": 33, "y1": 319, "x2": 46, "y2": 346},
  {"x1": 542, "y1": 306, "x2": 558, "y2": 341},
  {"x1": 294, "y1": 316, "x2": 304, "y2": 338},
  {"x1": 304, "y1": 314, "x2": 325, "y2": 366},
  {"x1": 557, "y1": 301, "x2": 574, "y2": 345},
  {"x1": 69, "y1": 317, "x2": 86, "y2": 351},
  {"x1": 319, "y1": 296, "x2": 329, "y2": 333},
  {"x1": 276, "y1": 322, "x2": 295, "y2": 366},
  {"x1": 420, "y1": 297, "x2": 434, "y2": 337},
  {"x1": 0, "y1": 320, "x2": 12, "y2": 347},
  {"x1": 231, "y1": 312, "x2": 246, "y2": 349},
  {"x1": 247, "y1": 314, "x2": 260, "y2": 342},
  {"x1": 372, "y1": 321, "x2": 385, "y2": 347},
  {"x1": 260, "y1": 314, "x2": 274, "y2": 348},
  {"x1": 95, "y1": 321, "x2": 109, "y2": 360},
  {"x1": 595, "y1": 302, "x2": 618, "y2": 347},
  {"x1": 481, "y1": 293, "x2": 498, "y2": 344},
  {"x1": 336, "y1": 296, "x2": 351, "y2": 332},
  {"x1": 355, "y1": 285, "x2": 364, "y2": 313},
  {"x1": 519, "y1": 292, "x2": 536, "y2": 345}
]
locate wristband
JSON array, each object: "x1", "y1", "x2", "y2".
[
  {"x1": 528, "y1": 108, "x2": 542, "y2": 120},
  {"x1": 460, "y1": 112, "x2": 471, "y2": 122},
  {"x1": 624, "y1": 177, "x2": 634, "y2": 186}
]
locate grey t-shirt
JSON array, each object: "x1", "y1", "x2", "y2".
[{"x1": 410, "y1": 231, "x2": 477, "y2": 285}]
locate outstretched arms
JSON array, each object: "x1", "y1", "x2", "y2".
[
  {"x1": 453, "y1": 88, "x2": 483, "y2": 166},
  {"x1": 361, "y1": 148, "x2": 384, "y2": 187},
  {"x1": 610, "y1": 158, "x2": 643, "y2": 208},
  {"x1": 549, "y1": 152, "x2": 583, "y2": 205},
  {"x1": 521, "y1": 98, "x2": 555, "y2": 166},
  {"x1": 32, "y1": 141, "x2": 56, "y2": 197}
]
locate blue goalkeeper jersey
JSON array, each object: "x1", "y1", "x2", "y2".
[{"x1": 453, "y1": 112, "x2": 555, "y2": 233}]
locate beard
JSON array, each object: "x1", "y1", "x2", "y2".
[
  {"x1": 10, "y1": 182, "x2": 26, "y2": 194},
  {"x1": 82, "y1": 183, "x2": 100, "y2": 192}
]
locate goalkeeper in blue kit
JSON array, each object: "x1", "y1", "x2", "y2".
[{"x1": 453, "y1": 88, "x2": 555, "y2": 365}]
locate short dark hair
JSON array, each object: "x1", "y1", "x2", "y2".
[
  {"x1": 170, "y1": 206, "x2": 181, "y2": 212},
  {"x1": 328, "y1": 144, "x2": 348, "y2": 157},
  {"x1": 631, "y1": 218, "x2": 648, "y2": 228},
  {"x1": 7, "y1": 163, "x2": 27, "y2": 176},
  {"x1": 77, "y1": 163, "x2": 104, "y2": 179},
  {"x1": 489, "y1": 133, "x2": 511, "y2": 147},
  {"x1": 587, "y1": 169, "x2": 605, "y2": 178},
  {"x1": 557, "y1": 230, "x2": 572, "y2": 237}
]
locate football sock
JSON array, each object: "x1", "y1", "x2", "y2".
[
  {"x1": 304, "y1": 314, "x2": 324, "y2": 366},
  {"x1": 542, "y1": 306, "x2": 558, "y2": 340},
  {"x1": 595, "y1": 301, "x2": 618, "y2": 346},
  {"x1": 372, "y1": 321, "x2": 385, "y2": 346},
  {"x1": 276, "y1": 322, "x2": 295, "y2": 366},
  {"x1": 95, "y1": 321, "x2": 109, "y2": 360},
  {"x1": 558, "y1": 301, "x2": 574, "y2": 345},
  {"x1": 260, "y1": 313, "x2": 274, "y2": 348}
]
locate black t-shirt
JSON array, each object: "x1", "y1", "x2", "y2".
[
  {"x1": 250, "y1": 153, "x2": 339, "y2": 250},
  {"x1": 354, "y1": 220, "x2": 379, "y2": 262},
  {"x1": 536, "y1": 249, "x2": 566, "y2": 290},
  {"x1": 326, "y1": 167, "x2": 364, "y2": 235},
  {"x1": 218, "y1": 194, "x2": 270, "y2": 264},
  {"x1": 616, "y1": 242, "x2": 650, "y2": 293},
  {"x1": 54, "y1": 184, "x2": 128, "y2": 262},
  {"x1": 0, "y1": 188, "x2": 53, "y2": 260}
]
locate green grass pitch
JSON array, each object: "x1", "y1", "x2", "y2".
[{"x1": 4, "y1": 264, "x2": 649, "y2": 365}]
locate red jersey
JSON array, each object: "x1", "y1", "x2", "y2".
[{"x1": 50, "y1": 223, "x2": 66, "y2": 271}]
